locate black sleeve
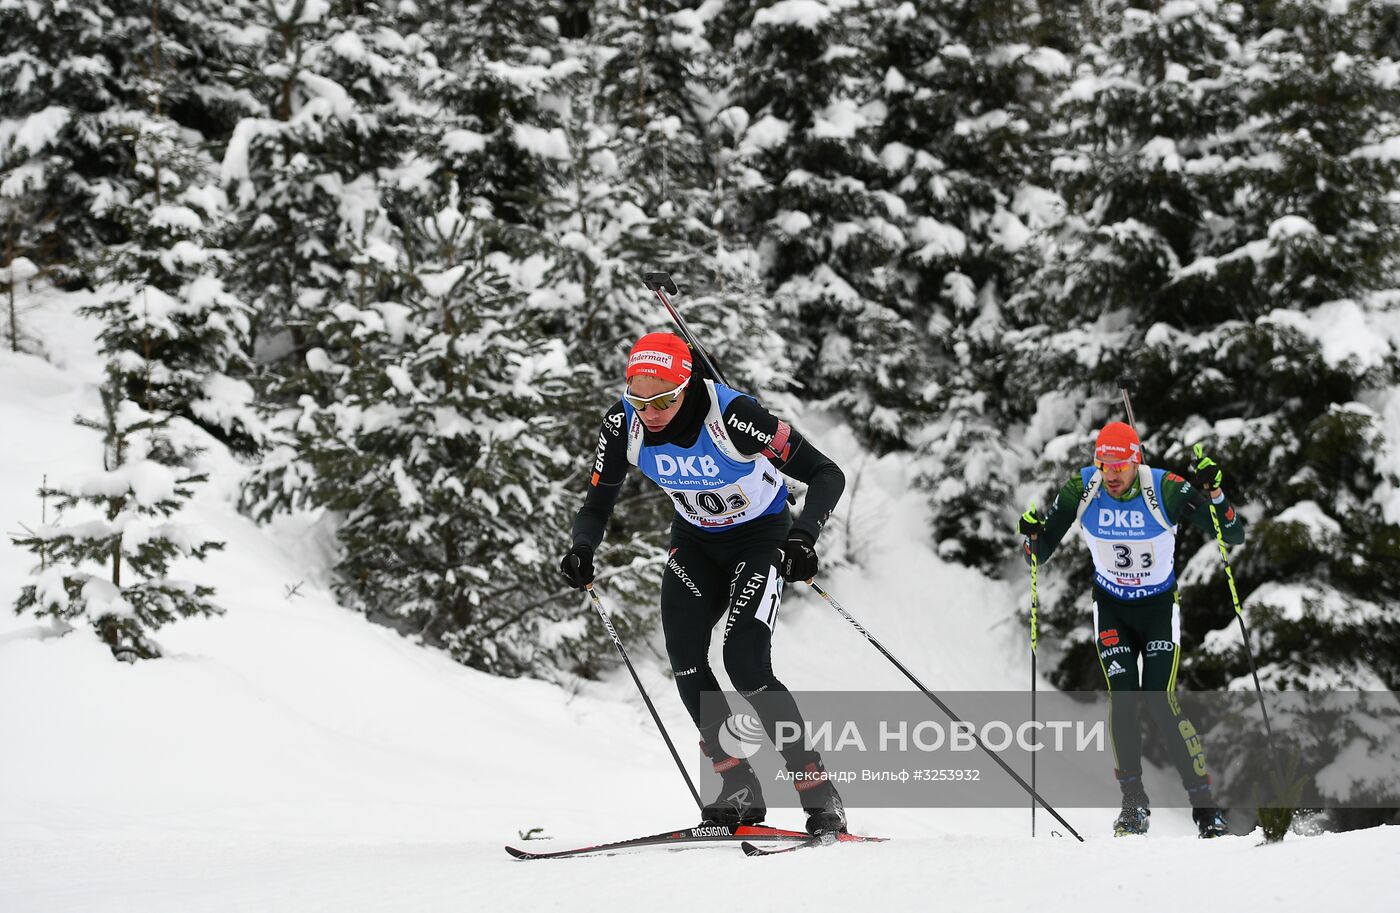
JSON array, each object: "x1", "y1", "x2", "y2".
[
  {"x1": 1025, "y1": 474, "x2": 1086, "y2": 566},
  {"x1": 1178, "y1": 491, "x2": 1247, "y2": 545},
  {"x1": 722, "y1": 395, "x2": 844, "y2": 543},
  {"x1": 570, "y1": 402, "x2": 629, "y2": 550},
  {"x1": 1157, "y1": 471, "x2": 1245, "y2": 544}
]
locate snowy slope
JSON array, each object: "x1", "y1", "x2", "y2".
[{"x1": 2, "y1": 294, "x2": 1397, "y2": 913}]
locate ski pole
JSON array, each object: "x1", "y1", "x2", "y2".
[
  {"x1": 1117, "y1": 376, "x2": 1140, "y2": 455},
  {"x1": 1028, "y1": 500, "x2": 1040, "y2": 838},
  {"x1": 641, "y1": 271, "x2": 795, "y2": 505},
  {"x1": 643, "y1": 271, "x2": 729, "y2": 385},
  {"x1": 807, "y1": 580, "x2": 1084, "y2": 842},
  {"x1": 1192, "y1": 443, "x2": 1285, "y2": 787},
  {"x1": 585, "y1": 584, "x2": 703, "y2": 811},
  {"x1": 1121, "y1": 385, "x2": 1282, "y2": 781}
]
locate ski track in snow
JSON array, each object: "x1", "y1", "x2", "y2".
[
  {"x1": 2, "y1": 295, "x2": 1397, "y2": 912},
  {"x1": 3, "y1": 829, "x2": 1398, "y2": 913}
]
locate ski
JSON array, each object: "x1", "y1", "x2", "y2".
[
  {"x1": 741, "y1": 832, "x2": 888, "y2": 857},
  {"x1": 504, "y1": 823, "x2": 812, "y2": 860}
]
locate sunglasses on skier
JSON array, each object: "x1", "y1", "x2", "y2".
[
  {"x1": 1095, "y1": 459, "x2": 1135, "y2": 472},
  {"x1": 623, "y1": 380, "x2": 687, "y2": 412}
]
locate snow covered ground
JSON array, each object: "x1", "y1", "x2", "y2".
[{"x1": 2, "y1": 294, "x2": 1396, "y2": 912}]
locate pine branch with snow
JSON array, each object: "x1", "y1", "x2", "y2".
[{"x1": 12, "y1": 373, "x2": 223, "y2": 661}]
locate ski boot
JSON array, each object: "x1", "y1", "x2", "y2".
[
  {"x1": 789, "y1": 757, "x2": 847, "y2": 836},
  {"x1": 1113, "y1": 772, "x2": 1150, "y2": 837},
  {"x1": 1192, "y1": 807, "x2": 1229, "y2": 838},
  {"x1": 1188, "y1": 784, "x2": 1229, "y2": 838},
  {"x1": 699, "y1": 741, "x2": 766, "y2": 826}
]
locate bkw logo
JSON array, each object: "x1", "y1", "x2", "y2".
[
  {"x1": 655, "y1": 453, "x2": 720, "y2": 477},
  {"x1": 1097, "y1": 508, "x2": 1145, "y2": 528}
]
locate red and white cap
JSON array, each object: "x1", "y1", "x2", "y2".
[
  {"x1": 626, "y1": 332, "x2": 693, "y2": 385},
  {"x1": 1095, "y1": 421, "x2": 1142, "y2": 465}
]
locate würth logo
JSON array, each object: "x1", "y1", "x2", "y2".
[{"x1": 1099, "y1": 629, "x2": 1120, "y2": 647}]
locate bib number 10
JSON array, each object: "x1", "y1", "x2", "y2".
[{"x1": 671, "y1": 485, "x2": 751, "y2": 519}]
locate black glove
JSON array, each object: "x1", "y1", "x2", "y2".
[
  {"x1": 1017, "y1": 506, "x2": 1043, "y2": 538},
  {"x1": 559, "y1": 543, "x2": 595, "y2": 589},
  {"x1": 779, "y1": 531, "x2": 818, "y2": 583},
  {"x1": 1192, "y1": 453, "x2": 1224, "y2": 496},
  {"x1": 1192, "y1": 445, "x2": 1226, "y2": 495}
]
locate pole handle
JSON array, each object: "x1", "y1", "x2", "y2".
[
  {"x1": 1117, "y1": 377, "x2": 1139, "y2": 438},
  {"x1": 643, "y1": 271, "x2": 679, "y2": 295},
  {"x1": 642, "y1": 273, "x2": 794, "y2": 505}
]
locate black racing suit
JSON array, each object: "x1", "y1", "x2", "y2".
[
  {"x1": 1026, "y1": 468, "x2": 1246, "y2": 800},
  {"x1": 571, "y1": 375, "x2": 844, "y2": 769}
]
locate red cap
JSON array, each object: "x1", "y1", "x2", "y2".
[
  {"x1": 626, "y1": 332, "x2": 693, "y2": 385},
  {"x1": 1095, "y1": 422, "x2": 1142, "y2": 464}
]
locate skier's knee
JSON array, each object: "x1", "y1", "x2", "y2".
[
  {"x1": 670, "y1": 656, "x2": 708, "y2": 681},
  {"x1": 722, "y1": 656, "x2": 773, "y2": 695},
  {"x1": 725, "y1": 666, "x2": 765, "y2": 695}
]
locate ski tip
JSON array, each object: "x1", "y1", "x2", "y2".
[
  {"x1": 743, "y1": 832, "x2": 885, "y2": 856},
  {"x1": 742, "y1": 835, "x2": 824, "y2": 856},
  {"x1": 504, "y1": 845, "x2": 538, "y2": 859}
]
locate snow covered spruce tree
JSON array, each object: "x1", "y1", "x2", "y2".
[
  {"x1": 80, "y1": 12, "x2": 256, "y2": 450},
  {"x1": 1016, "y1": 0, "x2": 1400, "y2": 694},
  {"x1": 224, "y1": 1, "x2": 677, "y2": 678},
  {"x1": 215, "y1": 0, "x2": 429, "y2": 387},
  {"x1": 1155, "y1": 0, "x2": 1400, "y2": 693},
  {"x1": 8, "y1": 1, "x2": 247, "y2": 662},
  {"x1": 585, "y1": 0, "x2": 786, "y2": 397},
  {"x1": 592, "y1": 0, "x2": 715, "y2": 208},
  {"x1": 86, "y1": 172, "x2": 257, "y2": 449},
  {"x1": 1011, "y1": 0, "x2": 1250, "y2": 686},
  {"x1": 0, "y1": 0, "x2": 242, "y2": 284},
  {"x1": 12, "y1": 372, "x2": 223, "y2": 661},
  {"x1": 406, "y1": 1, "x2": 675, "y2": 669},
  {"x1": 529, "y1": 45, "x2": 676, "y2": 348},
  {"x1": 588, "y1": 1, "x2": 789, "y2": 389},
  {"x1": 525, "y1": 24, "x2": 786, "y2": 389},
  {"x1": 711, "y1": 0, "x2": 919, "y2": 450},
  {"x1": 867, "y1": 0, "x2": 1073, "y2": 566},
  {"x1": 404, "y1": 0, "x2": 567, "y2": 229},
  {"x1": 246, "y1": 199, "x2": 644, "y2": 676},
  {"x1": 0, "y1": 0, "x2": 136, "y2": 282}
]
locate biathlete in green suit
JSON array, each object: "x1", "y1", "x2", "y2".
[{"x1": 1019, "y1": 421, "x2": 1244, "y2": 838}]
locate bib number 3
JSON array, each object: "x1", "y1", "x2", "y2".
[{"x1": 1104, "y1": 542, "x2": 1155, "y2": 571}]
